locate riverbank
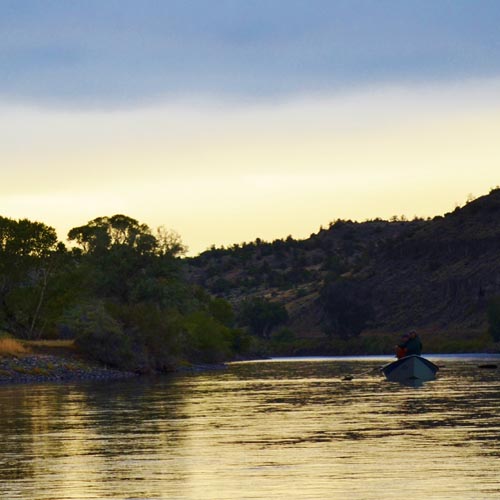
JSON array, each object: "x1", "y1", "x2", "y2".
[
  {"x1": 0, "y1": 337, "x2": 231, "y2": 385},
  {"x1": 0, "y1": 338, "x2": 136, "y2": 385},
  {"x1": 0, "y1": 353, "x2": 136, "y2": 385}
]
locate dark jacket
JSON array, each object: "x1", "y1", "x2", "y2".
[{"x1": 404, "y1": 336, "x2": 423, "y2": 356}]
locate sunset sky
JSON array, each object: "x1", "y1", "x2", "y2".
[{"x1": 2, "y1": 0, "x2": 500, "y2": 254}]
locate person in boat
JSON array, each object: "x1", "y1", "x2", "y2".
[
  {"x1": 404, "y1": 330, "x2": 423, "y2": 356},
  {"x1": 395, "y1": 333, "x2": 409, "y2": 359}
]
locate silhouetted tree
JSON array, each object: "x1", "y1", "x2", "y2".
[
  {"x1": 320, "y1": 278, "x2": 374, "y2": 339},
  {"x1": 238, "y1": 297, "x2": 288, "y2": 338},
  {"x1": 0, "y1": 216, "x2": 61, "y2": 337}
]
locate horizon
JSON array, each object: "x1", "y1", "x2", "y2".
[
  {"x1": 2, "y1": 1, "x2": 500, "y2": 255},
  {"x1": 4, "y1": 185, "x2": 496, "y2": 257}
]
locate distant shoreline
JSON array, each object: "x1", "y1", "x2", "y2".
[{"x1": 2, "y1": 350, "x2": 498, "y2": 387}]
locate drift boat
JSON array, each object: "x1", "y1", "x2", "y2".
[{"x1": 381, "y1": 355, "x2": 439, "y2": 385}]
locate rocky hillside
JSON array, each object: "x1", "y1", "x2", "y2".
[
  {"x1": 357, "y1": 189, "x2": 500, "y2": 335},
  {"x1": 186, "y1": 188, "x2": 500, "y2": 346}
]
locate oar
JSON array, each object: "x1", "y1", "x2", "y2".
[{"x1": 343, "y1": 365, "x2": 384, "y2": 380}]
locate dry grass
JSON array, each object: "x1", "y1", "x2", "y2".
[
  {"x1": 21, "y1": 339, "x2": 81, "y2": 360},
  {"x1": 0, "y1": 337, "x2": 30, "y2": 357},
  {"x1": 22, "y1": 339, "x2": 75, "y2": 348}
]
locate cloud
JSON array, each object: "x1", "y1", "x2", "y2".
[
  {"x1": 1, "y1": 1, "x2": 500, "y2": 107},
  {"x1": 2, "y1": 77, "x2": 500, "y2": 253}
]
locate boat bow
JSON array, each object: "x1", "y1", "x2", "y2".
[{"x1": 381, "y1": 355, "x2": 439, "y2": 384}]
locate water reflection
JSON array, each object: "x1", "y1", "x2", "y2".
[{"x1": 0, "y1": 356, "x2": 499, "y2": 499}]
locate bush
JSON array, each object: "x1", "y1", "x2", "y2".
[
  {"x1": 271, "y1": 327, "x2": 296, "y2": 343},
  {"x1": 115, "y1": 302, "x2": 183, "y2": 372},
  {"x1": 209, "y1": 298, "x2": 235, "y2": 326},
  {"x1": 487, "y1": 296, "x2": 500, "y2": 342},
  {"x1": 237, "y1": 297, "x2": 289, "y2": 338},
  {"x1": 69, "y1": 303, "x2": 137, "y2": 370},
  {"x1": 228, "y1": 328, "x2": 254, "y2": 356},
  {"x1": 268, "y1": 327, "x2": 297, "y2": 355},
  {"x1": 320, "y1": 279, "x2": 374, "y2": 338},
  {"x1": 183, "y1": 311, "x2": 233, "y2": 363}
]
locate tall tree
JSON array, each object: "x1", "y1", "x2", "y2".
[
  {"x1": 0, "y1": 216, "x2": 60, "y2": 337},
  {"x1": 68, "y1": 214, "x2": 156, "y2": 255}
]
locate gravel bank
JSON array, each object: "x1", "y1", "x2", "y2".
[{"x1": 0, "y1": 354, "x2": 136, "y2": 385}]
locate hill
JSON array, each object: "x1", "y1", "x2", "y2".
[{"x1": 187, "y1": 188, "x2": 500, "y2": 352}]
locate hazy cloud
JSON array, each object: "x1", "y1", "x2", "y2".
[{"x1": 1, "y1": 0, "x2": 500, "y2": 107}]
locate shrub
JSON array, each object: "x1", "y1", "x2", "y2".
[
  {"x1": 69, "y1": 303, "x2": 136, "y2": 370},
  {"x1": 487, "y1": 296, "x2": 500, "y2": 342},
  {"x1": 320, "y1": 279, "x2": 374, "y2": 338},
  {"x1": 268, "y1": 327, "x2": 297, "y2": 355},
  {"x1": 183, "y1": 311, "x2": 233, "y2": 363},
  {"x1": 116, "y1": 302, "x2": 182, "y2": 372},
  {"x1": 237, "y1": 297, "x2": 289, "y2": 338},
  {"x1": 271, "y1": 327, "x2": 296, "y2": 343},
  {"x1": 209, "y1": 298, "x2": 235, "y2": 327},
  {"x1": 228, "y1": 328, "x2": 254, "y2": 356}
]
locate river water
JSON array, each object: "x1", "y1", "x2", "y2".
[{"x1": 1, "y1": 355, "x2": 499, "y2": 499}]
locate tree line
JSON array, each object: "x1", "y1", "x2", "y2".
[{"x1": 0, "y1": 214, "x2": 282, "y2": 371}]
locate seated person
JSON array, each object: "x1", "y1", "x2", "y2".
[
  {"x1": 395, "y1": 333, "x2": 409, "y2": 359},
  {"x1": 405, "y1": 330, "x2": 423, "y2": 356}
]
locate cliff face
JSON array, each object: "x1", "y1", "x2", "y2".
[
  {"x1": 357, "y1": 190, "x2": 500, "y2": 334},
  {"x1": 188, "y1": 188, "x2": 500, "y2": 340}
]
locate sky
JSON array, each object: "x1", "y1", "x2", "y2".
[{"x1": 1, "y1": 0, "x2": 500, "y2": 255}]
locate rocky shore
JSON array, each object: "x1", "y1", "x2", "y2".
[{"x1": 0, "y1": 354, "x2": 136, "y2": 385}]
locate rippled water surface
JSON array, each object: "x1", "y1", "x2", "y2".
[{"x1": 1, "y1": 355, "x2": 499, "y2": 499}]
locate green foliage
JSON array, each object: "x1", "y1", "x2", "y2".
[
  {"x1": 67, "y1": 217, "x2": 187, "y2": 307},
  {"x1": 487, "y1": 296, "x2": 500, "y2": 342},
  {"x1": 238, "y1": 297, "x2": 288, "y2": 338},
  {"x1": 183, "y1": 311, "x2": 233, "y2": 363},
  {"x1": 228, "y1": 328, "x2": 254, "y2": 355},
  {"x1": 271, "y1": 327, "x2": 296, "y2": 343},
  {"x1": 68, "y1": 215, "x2": 154, "y2": 255},
  {"x1": 209, "y1": 298, "x2": 235, "y2": 326},
  {"x1": 113, "y1": 302, "x2": 183, "y2": 371},
  {"x1": 69, "y1": 301, "x2": 184, "y2": 372},
  {"x1": 0, "y1": 212, "x2": 245, "y2": 370},
  {"x1": 0, "y1": 216, "x2": 62, "y2": 338},
  {"x1": 266, "y1": 328, "x2": 297, "y2": 356},
  {"x1": 70, "y1": 303, "x2": 135, "y2": 369},
  {"x1": 0, "y1": 216, "x2": 58, "y2": 257}
]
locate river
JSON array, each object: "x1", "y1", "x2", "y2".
[{"x1": 1, "y1": 355, "x2": 499, "y2": 499}]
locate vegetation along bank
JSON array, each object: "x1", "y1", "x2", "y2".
[{"x1": 1, "y1": 189, "x2": 500, "y2": 384}]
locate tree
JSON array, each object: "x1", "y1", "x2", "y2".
[
  {"x1": 0, "y1": 216, "x2": 60, "y2": 337},
  {"x1": 155, "y1": 226, "x2": 188, "y2": 257},
  {"x1": 68, "y1": 215, "x2": 156, "y2": 255},
  {"x1": 209, "y1": 297, "x2": 235, "y2": 327},
  {"x1": 67, "y1": 215, "x2": 188, "y2": 304},
  {"x1": 320, "y1": 278, "x2": 374, "y2": 338},
  {"x1": 238, "y1": 297, "x2": 288, "y2": 338}
]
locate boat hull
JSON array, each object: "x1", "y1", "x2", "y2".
[{"x1": 381, "y1": 355, "x2": 439, "y2": 384}]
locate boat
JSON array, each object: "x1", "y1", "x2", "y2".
[{"x1": 381, "y1": 355, "x2": 439, "y2": 385}]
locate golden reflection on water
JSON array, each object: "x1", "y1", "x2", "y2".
[{"x1": 0, "y1": 357, "x2": 499, "y2": 499}]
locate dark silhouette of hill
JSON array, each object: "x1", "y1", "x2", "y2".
[
  {"x1": 187, "y1": 188, "x2": 500, "y2": 349},
  {"x1": 357, "y1": 188, "x2": 500, "y2": 335}
]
